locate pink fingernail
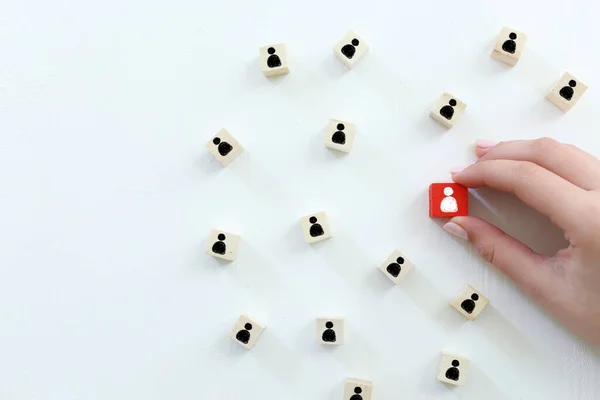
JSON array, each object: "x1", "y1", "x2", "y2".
[
  {"x1": 443, "y1": 222, "x2": 469, "y2": 240},
  {"x1": 476, "y1": 139, "x2": 498, "y2": 149},
  {"x1": 450, "y1": 166, "x2": 467, "y2": 175}
]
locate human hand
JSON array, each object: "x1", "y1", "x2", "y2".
[{"x1": 443, "y1": 138, "x2": 600, "y2": 349}]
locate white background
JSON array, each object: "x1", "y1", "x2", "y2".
[{"x1": 1, "y1": 0, "x2": 600, "y2": 399}]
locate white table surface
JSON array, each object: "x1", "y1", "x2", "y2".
[{"x1": 1, "y1": 0, "x2": 600, "y2": 399}]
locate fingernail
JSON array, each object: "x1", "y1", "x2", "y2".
[
  {"x1": 476, "y1": 139, "x2": 498, "y2": 149},
  {"x1": 443, "y1": 222, "x2": 469, "y2": 241},
  {"x1": 450, "y1": 166, "x2": 467, "y2": 175}
]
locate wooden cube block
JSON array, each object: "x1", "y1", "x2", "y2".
[
  {"x1": 546, "y1": 72, "x2": 588, "y2": 112},
  {"x1": 259, "y1": 43, "x2": 290, "y2": 77},
  {"x1": 378, "y1": 250, "x2": 414, "y2": 284},
  {"x1": 206, "y1": 129, "x2": 243, "y2": 166},
  {"x1": 324, "y1": 119, "x2": 356, "y2": 153},
  {"x1": 299, "y1": 212, "x2": 332, "y2": 243},
  {"x1": 429, "y1": 93, "x2": 466, "y2": 128},
  {"x1": 437, "y1": 353, "x2": 470, "y2": 386},
  {"x1": 429, "y1": 183, "x2": 468, "y2": 218},
  {"x1": 316, "y1": 317, "x2": 344, "y2": 345},
  {"x1": 334, "y1": 30, "x2": 369, "y2": 69},
  {"x1": 491, "y1": 27, "x2": 527, "y2": 67},
  {"x1": 343, "y1": 378, "x2": 373, "y2": 400},
  {"x1": 206, "y1": 229, "x2": 240, "y2": 261},
  {"x1": 450, "y1": 285, "x2": 489, "y2": 320},
  {"x1": 230, "y1": 315, "x2": 265, "y2": 350}
]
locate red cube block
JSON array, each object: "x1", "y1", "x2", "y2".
[{"x1": 429, "y1": 183, "x2": 469, "y2": 218}]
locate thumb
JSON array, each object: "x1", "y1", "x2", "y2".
[{"x1": 444, "y1": 216, "x2": 549, "y2": 293}]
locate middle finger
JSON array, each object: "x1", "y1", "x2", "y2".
[{"x1": 478, "y1": 138, "x2": 600, "y2": 190}]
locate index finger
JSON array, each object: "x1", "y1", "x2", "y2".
[{"x1": 452, "y1": 159, "x2": 587, "y2": 232}]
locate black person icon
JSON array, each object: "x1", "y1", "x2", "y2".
[
  {"x1": 322, "y1": 321, "x2": 337, "y2": 343},
  {"x1": 502, "y1": 32, "x2": 518, "y2": 54},
  {"x1": 560, "y1": 80, "x2": 577, "y2": 101},
  {"x1": 211, "y1": 233, "x2": 226, "y2": 255},
  {"x1": 341, "y1": 38, "x2": 360, "y2": 59},
  {"x1": 386, "y1": 257, "x2": 404, "y2": 278},
  {"x1": 440, "y1": 99, "x2": 457, "y2": 120},
  {"x1": 445, "y1": 360, "x2": 460, "y2": 381},
  {"x1": 349, "y1": 387, "x2": 363, "y2": 400},
  {"x1": 213, "y1": 137, "x2": 233, "y2": 157},
  {"x1": 309, "y1": 216, "x2": 324, "y2": 237},
  {"x1": 331, "y1": 123, "x2": 346, "y2": 145},
  {"x1": 461, "y1": 293, "x2": 479, "y2": 314},
  {"x1": 235, "y1": 323, "x2": 252, "y2": 344},
  {"x1": 266, "y1": 47, "x2": 282, "y2": 68}
]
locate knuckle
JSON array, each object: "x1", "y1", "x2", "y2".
[
  {"x1": 583, "y1": 195, "x2": 600, "y2": 221},
  {"x1": 515, "y1": 160, "x2": 540, "y2": 177},
  {"x1": 478, "y1": 244, "x2": 497, "y2": 265},
  {"x1": 477, "y1": 159, "x2": 499, "y2": 174},
  {"x1": 532, "y1": 137, "x2": 562, "y2": 157},
  {"x1": 564, "y1": 194, "x2": 600, "y2": 246}
]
